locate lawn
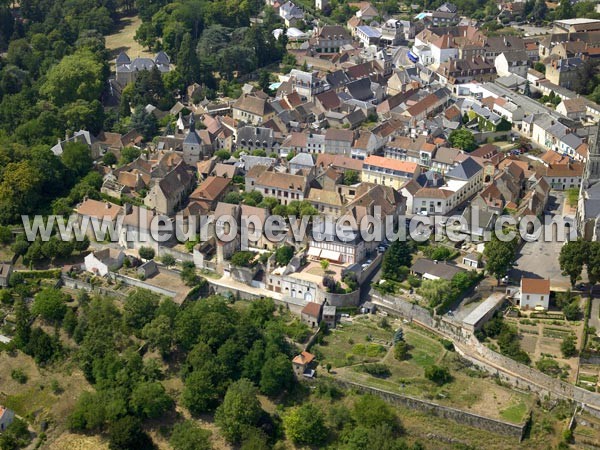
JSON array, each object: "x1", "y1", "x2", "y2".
[
  {"x1": 105, "y1": 15, "x2": 154, "y2": 65},
  {"x1": 500, "y1": 401, "x2": 528, "y2": 423},
  {"x1": 312, "y1": 316, "x2": 393, "y2": 368}
]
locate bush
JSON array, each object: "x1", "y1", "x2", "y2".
[
  {"x1": 230, "y1": 251, "x2": 257, "y2": 267},
  {"x1": 138, "y1": 246, "x2": 155, "y2": 260},
  {"x1": 361, "y1": 363, "x2": 391, "y2": 378},
  {"x1": 394, "y1": 341, "x2": 409, "y2": 360},
  {"x1": 561, "y1": 335, "x2": 578, "y2": 358},
  {"x1": 161, "y1": 254, "x2": 176, "y2": 267},
  {"x1": 11, "y1": 368, "x2": 28, "y2": 384},
  {"x1": 424, "y1": 365, "x2": 452, "y2": 385}
]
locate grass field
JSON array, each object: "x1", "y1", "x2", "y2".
[{"x1": 105, "y1": 15, "x2": 154, "y2": 65}]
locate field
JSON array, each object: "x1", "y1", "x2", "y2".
[
  {"x1": 105, "y1": 15, "x2": 154, "y2": 65},
  {"x1": 315, "y1": 316, "x2": 533, "y2": 424}
]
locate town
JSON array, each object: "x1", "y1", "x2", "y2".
[{"x1": 2, "y1": 0, "x2": 600, "y2": 449}]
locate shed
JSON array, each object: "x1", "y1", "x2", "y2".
[{"x1": 137, "y1": 260, "x2": 159, "y2": 279}]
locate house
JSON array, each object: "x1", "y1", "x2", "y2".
[
  {"x1": 189, "y1": 176, "x2": 234, "y2": 212},
  {"x1": 289, "y1": 152, "x2": 315, "y2": 174},
  {"x1": 84, "y1": 248, "x2": 125, "y2": 276},
  {"x1": 301, "y1": 302, "x2": 323, "y2": 328},
  {"x1": 0, "y1": 264, "x2": 12, "y2": 287},
  {"x1": 236, "y1": 126, "x2": 279, "y2": 153},
  {"x1": 462, "y1": 253, "x2": 481, "y2": 268},
  {"x1": 115, "y1": 51, "x2": 170, "y2": 86},
  {"x1": 322, "y1": 305, "x2": 337, "y2": 328},
  {"x1": 232, "y1": 94, "x2": 275, "y2": 125},
  {"x1": 279, "y1": 1, "x2": 304, "y2": 26},
  {"x1": 137, "y1": 260, "x2": 158, "y2": 279},
  {"x1": 253, "y1": 170, "x2": 309, "y2": 205},
  {"x1": 76, "y1": 199, "x2": 124, "y2": 239},
  {"x1": 356, "y1": 26, "x2": 382, "y2": 47},
  {"x1": 51, "y1": 130, "x2": 101, "y2": 158},
  {"x1": 144, "y1": 162, "x2": 194, "y2": 215},
  {"x1": 519, "y1": 278, "x2": 550, "y2": 310},
  {"x1": 288, "y1": 69, "x2": 327, "y2": 101},
  {"x1": 324, "y1": 129, "x2": 354, "y2": 156},
  {"x1": 314, "y1": 25, "x2": 352, "y2": 53},
  {"x1": 292, "y1": 351, "x2": 316, "y2": 378},
  {"x1": 437, "y1": 57, "x2": 496, "y2": 86},
  {"x1": 361, "y1": 155, "x2": 419, "y2": 189},
  {"x1": 545, "y1": 57, "x2": 582, "y2": 89},
  {"x1": 411, "y1": 258, "x2": 465, "y2": 281},
  {"x1": 214, "y1": 202, "x2": 241, "y2": 263},
  {"x1": 352, "y1": 1, "x2": 379, "y2": 20},
  {"x1": 556, "y1": 98, "x2": 587, "y2": 121},
  {"x1": 0, "y1": 406, "x2": 15, "y2": 431},
  {"x1": 539, "y1": 161, "x2": 584, "y2": 191},
  {"x1": 494, "y1": 51, "x2": 529, "y2": 78},
  {"x1": 307, "y1": 188, "x2": 344, "y2": 216}
]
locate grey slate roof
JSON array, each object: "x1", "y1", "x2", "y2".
[
  {"x1": 445, "y1": 156, "x2": 482, "y2": 180},
  {"x1": 411, "y1": 258, "x2": 464, "y2": 280}
]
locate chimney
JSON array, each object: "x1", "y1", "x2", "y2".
[{"x1": 124, "y1": 203, "x2": 133, "y2": 214}]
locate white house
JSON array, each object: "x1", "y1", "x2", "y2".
[
  {"x1": 84, "y1": 248, "x2": 125, "y2": 276},
  {"x1": 519, "y1": 278, "x2": 550, "y2": 310},
  {"x1": 494, "y1": 51, "x2": 529, "y2": 78},
  {"x1": 0, "y1": 406, "x2": 15, "y2": 432}
]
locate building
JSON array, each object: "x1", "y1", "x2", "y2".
[
  {"x1": 519, "y1": 278, "x2": 550, "y2": 310},
  {"x1": 279, "y1": 1, "x2": 304, "y2": 26},
  {"x1": 411, "y1": 258, "x2": 464, "y2": 281},
  {"x1": 144, "y1": 162, "x2": 194, "y2": 215},
  {"x1": 232, "y1": 94, "x2": 275, "y2": 125},
  {"x1": 314, "y1": 25, "x2": 352, "y2": 53},
  {"x1": 0, "y1": 264, "x2": 12, "y2": 287},
  {"x1": 0, "y1": 406, "x2": 15, "y2": 431},
  {"x1": 356, "y1": 26, "x2": 382, "y2": 47},
  {"x1": 324, "y1": 129, "x2": 354, "y2": 156},
  {"x1": 322, "y1": 305, "x2": 337, "y2": 328},
  {"x1": 578, "y1": 125, "x2": 600, "y2": 240},
  {"x1": 84, "y1": 248, "x2": 125, "y2": 276},
  {"x1": 182, "y1": 116, "x2": 210, "y2": 164},
  {"x1": 545, "y1": 57, "x2": 582, "y2": 89},
  {"x1": 289, "y1": 69, "x2": 327, "y2": 101},
  {"x1": 253, "y1": 170, "x2": 309, "y2": 205},
  {"x1": 301, "y1": 301, "x2": 323, "y2": 327},
  {"x1": 494, "y1": 51, "x2": 529, "y2": 78},
  {"x1": 362, "y1": 155, "x2": 419, "y2": 189},
  {"x1": 115, "y1": 51, "x2": 170, "y2": 86},
  {"x1": 292, "y1": 351, "x2": 316, "y2": 378},
  {"x1": 137, "y1": 260, "x2": 158, "y2": 279}
]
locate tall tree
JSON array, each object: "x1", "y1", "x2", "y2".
[
  {"x1": 559, "y1": 240, "x2": 589, "y2": 287},
  {"x1": 215, "y1": 378, "x2": 264, "y2": 443},
  {"x1": 484, "y1": 235, "x2": 518, "y2": 284},
  {"x1": 177, "y1": 32, "x2": 200, "y2": 86}
]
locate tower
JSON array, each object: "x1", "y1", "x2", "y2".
[
  {"x1": 584, "y1": 124, "x2": 600, "y2": 186},
  {"x1": 182, "y1": 114, "x2": 202, "y2": 165}
]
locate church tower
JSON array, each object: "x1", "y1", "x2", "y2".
[{"x1": 182, "y1": 114, "x2": 202, "y2": 165}]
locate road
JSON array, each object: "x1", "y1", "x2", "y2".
[{"x1": 509, "y1": 192, "x2": 572, "y2": 290}]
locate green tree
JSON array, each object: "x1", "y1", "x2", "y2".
[
  {"x1": 561, "y1": 335, "x2": 577, "y2": 357},
  {"x1": 555, "y1": 0, "x2": 574, "y2": 19},
  {"x1": 161, "y1": 253, "x2": 176, "y2": 267},
  {"x1": 40, "y1": 50, "x2": 105, "y2": 106},
  {"x1": 394, "y1": 341, "x2": 409, "y2": 360},
  {"x1": 343, "y1": 169, "x2": 359, "y2": 185},
  {"x1": 0, "y1": 418, "x2": 31, "y2": 450},
  {"x1": 0, "y1": 225, "x2": 13, "y2": 244},
  {"x1": 138, "y1": 246, "x2": 155, "y2": 260},
  {"x1": 62, "y1": 142, "x2": 93, "y2": 178},
  {"x1": 382, "y1": 241, "x2": 412, "y2": 281},
  {"x1": 102, "y1": 152, "x2": 118, "y2": 166},
  {"x1": 417, "y1": 279, "x2": 452, "y2": 308},
  {"x1": 32, "y1": 288, "x2": 69, "y2": 323},
  {"x1": 260, "y1": 353, "x2": 295, "y2": 396},
  {"x1": 108, "y1": 415, "x2": 154, "y2": 450},
  {"x1": 559, "y1": 240, "x2": 588, "y2": 287},
  {"x1": 177, "y1": 32, "x2": 201, "y2": 85},
  {"x1": 215, "y1": 378, "x2": 263, "y2": 443},
  {"x1": 130, "y1": 381, "x2": 173, "y2": 419},
  {"x1": 123, "y1": 289, "x2": 159, "y2": 331},
  {"x1": 182, "y1": 370, "x2": 219, "y2": 414},
  {"x1": 274, "y1": 245, "x2": 294, "y2": 266},
  {"x1": 353, "y1": 394, "x2": 399, "y2": 431},
  {"x1": 424, "y1": 365, "x2": 452, "y2": 385},
  {"x1": 142, "y1": 315, "x2": 173, "y2": 356},
  {"x1": 283, "y1": 404, "x2": 328, "y2": 447},
  {"x1": 531, "y1": 0, "x2": 548, "y2": 23},
  {"x1": 119, "y1": 147, "x2": 141, "y2": 165},
  {"x1": 130, "y1": 107, "x2": 158, "y2": 141},
  {"x1": 170, "y1": 421, "x2": 212, "y2": 450},
  {"x1": 484, "y1": 235, "x2": 518, "y2": 284},
  {"x1": 63, "y1": 308, "x2": 78, "y2": 337},
  {"x1": 449, "y1": 129, "x2": 477, "y2": 152}
]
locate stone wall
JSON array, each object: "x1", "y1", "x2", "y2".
[
  {"x1": 332, "y1": 379, "x2": 527, "y2": 440},
  {"x1": 61, "y1": 276, "x2": 126, "y2": 298},
  {"x1": 110, "y1": 273, "x2": 178, "y2": 298},
  {"x1": 318, "y1": 289, "x2": 360, "y2": 307}
]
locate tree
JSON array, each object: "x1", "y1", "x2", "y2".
[
  {"x1": 353, "y1": 394, "x2": 399, "y2": 431},
  {"x1": 181, "y1": 261, "x2": 200, "y2": 286},
  {"x1": 32, "y1": 288, "x2": 68, "y2": 323},
  {"x1": 555, "y1": 0, "x2": 574, "y2": 19},
  {"x1": 123, "y1": 289, "x2": 159, "y2": 331},
  {"x1": 177, "y1": 32, "x2": 200, "y2": 85},
  {"x1": 161, "y1": 253, "x2": 176, "y2": 267},
  {"x1": 215, "y1": 150, "x2": 231, "y2": 160},
  {"x1": 73, "y1": 235, "x2": 90, "y2": 253},
  {"x1": 0, "y1": 418, "x2": 31, "y2": 450},
  {"x1": 260, "y1": 353, "x2": 295, "y2": 396},
  {"x1": 119, "y1": 147, "x2": 141, "y2": 165},
  {"x1": 138, "y1": 246, "x2": 155, "y2": 260},
  {"x1": 563, "y1": 302, "x2": 581, "y2": 321},
  {"x1": 108, "y1": 416, "x2": 154, "y2": 450},
  {"x1": 274, "y1": 245, "x2": 294, "y2": 266},
  {"x1": 343, "y1": 169, "x2": 359, "y2": 185},
  {"x1": 130, "y1": 381, "x2": 173, "y2": 419},
  {"x1": 258, "y1": 69, "x2": 271, "y2": 92},
  {"x1": 182, "y1": 370, "x2": 219, "y2": 414},
  {"x1": 0, "y1": 225, "x2": 12, "y2": 244},
  {"x1": 170, "y1": 421, "x2": 212, "y2": 450},
  {"x1": 382, "y1": 241, "x2": 412, "y2": 281},
  {"x1": 283, "y1": 404, "x2": 328, "y2": 446},
  {"x1": 215, "y1": 378, "x2": 263, "y2": 443},
  {"x1": 424, "y1": 365, "x2": 452, "y2": 385},
  {"x1": 40, "y1": 50, "x2": 105, "y2": 106},
  {"x1": 130, "y1": 107, "x2": 158, "y2": 141},
  {"x1": 231, "y1": 251, "x2": 257, "y2": 267},
  {"x1": 586, "y1": 241, "x2": 600, "y2": 285},
  {"x1": 61, "y1": 142, "x2": 93, "y2": 178},
  {"x1": 484, "y1": 235, "x2": 518, "y2": 284},
  {"x1": 102, "y1": 152, "x2": 117, "y2": 166},
  {"x1": 531, "y1": 0, "x2": 548, "y2": 23},
  {"x1": 559, "y1": 240, "x2": 588, "y2": 287},
  {"x1": 394, "y1": 341, "x2": 409, "y2": 360},
  {"x1": 561, "y1": 335, "x2": 577, "y2": 357},
  {"x1": 63, "y1": 308, "x2": 78, "y2": 337},
  {"x1": 449, "y1": 129, "x2": 477, "y2": 152},
  {"x1": 142, "y1": 315, "x2": 173, "y2": 356},
  {"x1": 417, "y1": 279, "x2": 452, "y2": 308}
]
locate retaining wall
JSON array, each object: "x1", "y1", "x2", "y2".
[{"x1": 333, "y1": 379, "x2": 527, "y2": 440}]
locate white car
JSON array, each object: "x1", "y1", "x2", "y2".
[{"x1": 417, "y1": 210, "x2": 428, "y2": 216}]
